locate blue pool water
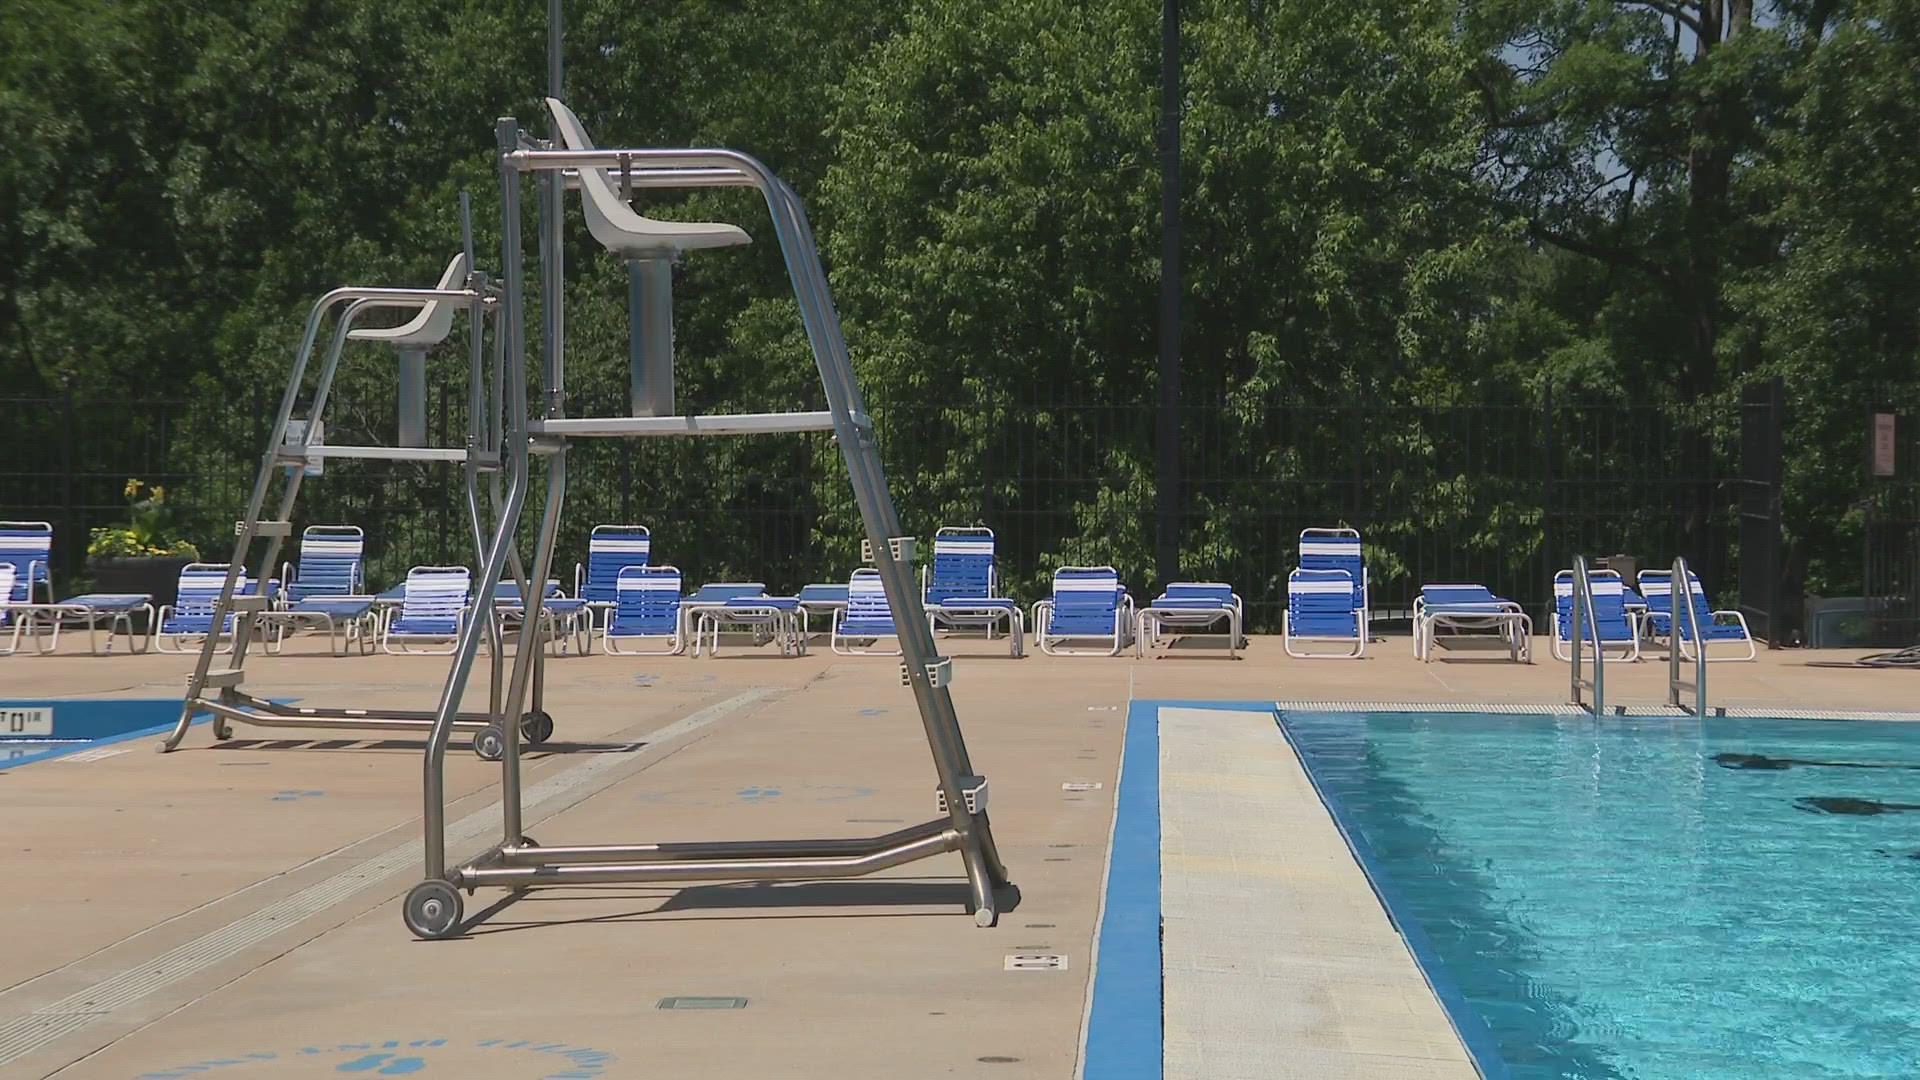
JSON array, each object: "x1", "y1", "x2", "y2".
[{"x1": 1283, "y1": 710, "x2": 1920, "y2": 1080}]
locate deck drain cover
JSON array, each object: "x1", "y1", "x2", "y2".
[
  {"x1": 1062, "y1": 782, "x2": 1102, "y2": 791},
  {"x1": 658, "y1": 996, "x2": 748, "y2": 1009},
  {"x1": 1005, "y1": 953, "x2": 1068, "y2": 971}
]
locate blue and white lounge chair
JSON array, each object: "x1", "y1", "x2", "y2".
[
  {"x1": 922, "y1": 527, "x2": 1024, "y2": 656},
  {"x1": 156, "y1": 564, "x2": 266, "y2": 654},
  {"x1": 1283, "y1": 569, "x2": 1365, "y2": 658},
  {"x1": 574, "y1": 525, "x2": 651, "y2": 629},
  {"x1": 0, "y1": 565, "x2": 19, "y2": 655},
  {"x1": 380, "y1": 566, "x2": 472, "y2": 654},
  {"x1": 832, "y1": 568, "x2": 903, "y2": 656},
  {"x1": 1637, "y1": 569, "x2": 1756, "y2": 662},
  {"x1": 604, "y1": 565, "x2": 685, "y2": 655},
  {"x1": 280, "y1": 525, "x2": 365, "y2": 603},
  {"x1": 1551, "y1": 569, "x2": 1641, "y2": 662},
  {"x1": 1032, "y1": 566, "x2": 1133, "y2": 656},
  {"x1": 1412, "y1": 584, "x2": 1531, "y2": 662},
  {"x1": 1299, "y1": 527, "x2": 1368, "y2": 631},
  {"x1": 1136, "y1": 582, "x2": 1245, "y2": 658},
  {"x1": 0, "y1": 521, "x2": 54, "y2": 605}
]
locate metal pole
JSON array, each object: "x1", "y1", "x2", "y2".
[
  {"x1": 420, "y1": 118, "x2": 530, "y2": 879},
  {"x1": 544, "y1": 0, "x2": 565, "y2": 412},
  {"x1": 1155, "y1": 0, "x2": 1182, "y2": 589},
  {"x1": 548, "y1": 0, "x2": 562, "y2": 100}
]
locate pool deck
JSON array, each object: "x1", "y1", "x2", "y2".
[{"x1": 2, "y1": 634, "x2": 1915, "y2": 1079}]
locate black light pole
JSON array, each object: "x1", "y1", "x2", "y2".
[{"x1": 1155, "y1": 0, "x2": 1183, "y2": 587}]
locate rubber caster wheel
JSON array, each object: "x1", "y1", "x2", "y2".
[
  {"x1": 521, "y1": 710, "x2": 554, "y2": 746},
  {"x1": 403, "y1": 880, "x2": 463, "y2": 940},
  {"x1": 473, "y1": 725, "x2": 505, "y2": 762}
]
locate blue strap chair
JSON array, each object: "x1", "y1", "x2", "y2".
[
  {"x1": 156, "y1": 563, "x2": 268, "y2": 653},
  {"x1": 832, "y1": 567, "x2": 902, "y2": 656},
  {"x1": 1283, "y1": 569, "x2": 1365, "y2": 658},
  {"x1": 574, "y1": 525, "x2": 651, "y2": 630},
  {"x1": 380, "y1": 566, "x2": 472, "y2": 655},
  {"x1": 280, "y1": 525, "x2": 365, "y2": 603},
  {"x1": 1552, "y1": 570, "x2": 1641, "y2": 662},
  {"x1": 1637, "y1": 569, "x2": 1756, "y2": 662},
  {"x1": 605, "y1": 565, "x2": 685, "y2": 655},
  {"x1": 1032, "y1": 566, "x2": 1133, "y2": 656},
  {"x1": 0, "y1": 521, "x2": 54, "y2": 605}
]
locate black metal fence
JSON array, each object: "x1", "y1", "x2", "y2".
[{"x1": 4, "y1": 385, "x2": 1915, "y2": 641}]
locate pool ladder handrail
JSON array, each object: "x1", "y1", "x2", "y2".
[
  {"x1": 1569, "y1": 554, "x2": 1605, "y2": 715},
  {"x1": 1667, "y1": 555, "x2": 1708, "y2": 715}
]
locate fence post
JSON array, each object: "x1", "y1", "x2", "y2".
[
  {"x1": 1541, "y1": 383, "x2": 1555, "y2": 625},
  {"x1": 60, "y1": 378, "x2": 76, "y2": 591}
]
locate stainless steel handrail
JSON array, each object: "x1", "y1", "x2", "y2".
[
  {"x1": 1569, "y1": 554, "x2": 1605, "y2": 715},
  {"x1": 1668, "y1": 555, "x2": 1708, "y2": 715}
]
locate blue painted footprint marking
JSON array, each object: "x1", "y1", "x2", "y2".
[{"x1": 335, "y1": 1053, "x2": 426, "y2": 1074}]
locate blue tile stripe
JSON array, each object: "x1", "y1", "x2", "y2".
[
  {"x1": 0, "y1": 699, "x2": 213, "y2": 772},
  {"x1": 1081, "y1": 699, "x2": 1162, "y2": 1079},
  {"x1": 1083, "y1": 699, "x2": 1285, "y2": 1079}
]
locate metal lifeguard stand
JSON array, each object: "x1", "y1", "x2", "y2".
[
  {"x1": 160, "y1": 199, "x2": 557, "y2": 755},
  {"x1": 397, "y1": 106, "x2": 1011, "y2": 937}
]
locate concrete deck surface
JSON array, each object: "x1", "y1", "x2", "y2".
[{"x1": 1, "y1": 632, "x2": 1914, "y2": 1079}]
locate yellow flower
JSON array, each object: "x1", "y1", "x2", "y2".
[
  {"x1": 151, "y1": 485, "x2": 166, "y2": 502},
  {"x1": 124, "y1": 478, "x2": 143, "y2": 499}
]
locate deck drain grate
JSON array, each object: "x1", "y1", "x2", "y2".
[
  {"x1": 657, "y1": 996, "x2": 748, "y2": 1010},
  {"x1": 1062, "y1": 782, "x2": 1102, "y2": 791},
  {"x1": 1004, "y1": 953, "x2": 1068, "y2": 971}
]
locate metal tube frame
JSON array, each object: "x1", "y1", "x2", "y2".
[
  {"x1": 161, "y1": 194, "x2": 549, "y2": 753},
  {"x1": 1667, "y1": 555, "x2": 1709, "y2": 715},
  {"x1": 407, "y1": 124, "x2": 1010, "y2": 937},
  {"x1": 1569, "y1": 554, "x2": 1606, "y2": 715}
]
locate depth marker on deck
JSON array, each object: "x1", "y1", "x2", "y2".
[{"x1": 0, "y1": 689, "x2": 778, "y2": 1069}]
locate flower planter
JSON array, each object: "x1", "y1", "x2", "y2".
[{"x1": 88, "y1": 556, "x2": 196, "y2": 633}]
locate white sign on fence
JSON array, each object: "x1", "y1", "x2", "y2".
[{"x1": 1872, "y1": 413, "x2": 1896, "y2": 478}]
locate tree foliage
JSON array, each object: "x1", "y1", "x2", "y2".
[{"x1": 2, "y1": 0, "x2": 1915, "y2": 608}]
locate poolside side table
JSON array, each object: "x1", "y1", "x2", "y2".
[
  {"x1": 1134, "y1": 598, "x2": 1241, "y2": 659},
  {"x1": 16, "y1": 594, "x2": 155, "y2": 655},
  {"x1": 1413, "y1": 603, "x2": 1532, "y2": 663},
  {"x1": 258, "y1": 597, "x2": 379, "y2": 656},
  {"x1": 925, "y1": 599, "x2": 1026, "y2": 657},
  {"x1": 693, "y1": 597, "x2": 806, "y2": 658}
]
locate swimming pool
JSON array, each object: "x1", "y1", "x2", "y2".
[{"x1": 1283, "y1": 710, "x2": 1920, "y2": 1080}]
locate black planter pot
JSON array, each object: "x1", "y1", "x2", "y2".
[{"x1": 88, "y1": 556, "x2": 196, "y2": 633}]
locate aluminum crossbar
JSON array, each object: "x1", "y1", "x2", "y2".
[
  {"x1": 280, "y1": 445, "x2": 477, "y2": 462},
  {"x1": 529, "y1": 411, "x2": 838, "y2": 437}
]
